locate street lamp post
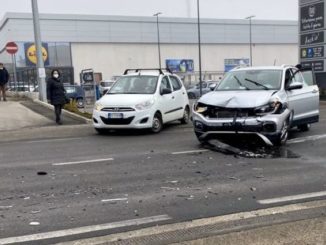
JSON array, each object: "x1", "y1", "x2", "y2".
[
  {"x1": 153, "y1": 12, "x2": 162, "y2": 69},
  {"x1": 31, "y1": 0, "x2": 47, "y2": 102},
  {"x1": 197, "y1": 0, "x2": 203, "y2": 97},
  {"x1": 245, "y1": 15, "x2": 255, "y2": 67}
]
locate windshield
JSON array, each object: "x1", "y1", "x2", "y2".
[
  {"x1": 217, "y1": 70, "x2": 282, "y2": 91},
  {"x1": 108, "y1": 75, "x2": 158, "y2": 94}
]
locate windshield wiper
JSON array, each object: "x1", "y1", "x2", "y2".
[
  {"x1": 234, "y1": 75, "x2": 250, "y2": 90},
  {"x1": 245, "y1": 78, "x2": 269, "y2": 90}
]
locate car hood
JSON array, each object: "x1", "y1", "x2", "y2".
[
  {"x1": 199, "y1": 90, "x2": 277, "y2": 108},
  {"x1": 98, "y1": 94, "x2": 154, "y2": 106}
]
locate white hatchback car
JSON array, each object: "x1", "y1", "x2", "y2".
[{"x1": 93, "y1": 69, "x2": 190, "y2": 133}]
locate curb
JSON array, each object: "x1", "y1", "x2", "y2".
[{"x1": 33, "y1": 99, "x2": 92, "y2": 124}]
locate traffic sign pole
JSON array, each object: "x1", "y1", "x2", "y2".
[
  {"x1": 11, "y1": 54, "x2": 18, "y2": 92},
  {"x1": 5, "y1": 42, "x2": 19, "y2": 92}
]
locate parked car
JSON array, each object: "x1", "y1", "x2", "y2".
[
  {"x1": 192, "y1": 65, "x2": 319, "y2": 145},
  {"x1": 99, "y1": 80, "x2": 115, "y2": 96},
  {"x1": 187, "y1": 81, "x2": 219, "y2": 99},
  {"x1": 64, "y1": 85, "x2": 85, "y2": 108},
  {"x1": 93, "y1": 69, "x2": 190, "y2": 134}
]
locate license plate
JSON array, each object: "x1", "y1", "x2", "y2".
[{"x1": 108, "y1": 113, "x2": 123, "y2": 119}]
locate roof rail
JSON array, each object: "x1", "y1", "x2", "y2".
[
  {"x1": 281, "y1": 64, "x2": 293, "y2": 68},
  {"x1": 123, "y1": 68, "x2": 173, "y2": 75}
]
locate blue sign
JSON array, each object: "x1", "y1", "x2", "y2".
[
  {"x1": 224, "y1": 58, "x2": 250, "y2": 72},
  {"x1": 166, "y1": 59, "x2": 194, "y2": 73}
]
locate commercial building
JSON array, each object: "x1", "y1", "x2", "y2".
[{"x1": 0, "y1": 12, "x2": 298, "y2": 86}]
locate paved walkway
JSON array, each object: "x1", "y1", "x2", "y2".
[
  {"x1": 0, "y1": 100, "x2": 53, "y2": 131},
  {"x1": 0, "y1": 98, "x2": 85, "y2": 132}
]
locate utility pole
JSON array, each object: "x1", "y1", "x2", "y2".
[
  {"x1": 197, "y1": 0, "x2": 203, "y2": 96},
  {"x1": 245, "y1": 15, "x2": 255, "y2": 67},
  {"x1": 31, "y1": 0, "x2": 47, "y2": 101},
  {"x1": 153, "y1": 12, "x2": 162, "y2": 69}
]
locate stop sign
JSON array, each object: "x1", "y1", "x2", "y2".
[{"x1": 6, "y1": 42, "x2": 18, "y2": 55}]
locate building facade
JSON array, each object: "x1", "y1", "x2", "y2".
[{"x1": 0, "y1": 13, "x2": 298, "y2": 86}]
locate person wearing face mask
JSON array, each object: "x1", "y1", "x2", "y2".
[
  {"x1": 0, "y1": 63, "x2": 9, "y2": 101},
  {"x1": 46, "y1": 69, "x2": 66, "y2": 125}
]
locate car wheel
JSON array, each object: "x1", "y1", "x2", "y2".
[
  {"x1": 273, "y1": 118, "x2": 289, "y2": 146},
  {"x1": 151, "y1": 113, "x2": 163, "y2": 133},
  {"x1": 180, "y1": 106, "x2": 190, "y2": 124},
  {"x1": 298, "y1": 123, "x2": 310, "y2": 132},
  {"x1": 188, "y1": 92, "x2": 196, "y2": 99},
  {"x1": 76, "y1": 98, "x2": 84, "y2": 108},
  {"x1": 95, "y1": 128, "x2": 107, "y2": 135}
]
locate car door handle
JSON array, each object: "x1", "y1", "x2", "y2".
[{"x1": 312, "y1": 89, "x2": 318, "y2": 93}]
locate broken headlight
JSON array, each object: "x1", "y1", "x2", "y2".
[
  {"x1": 254, "y1": 100, "x2": 281, "y2": 116},
  {"x1": 194, "y1": 102, "x2": 208, "y2": 114}
]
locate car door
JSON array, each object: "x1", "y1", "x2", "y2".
[
  {"x1": 169, "y1": 75, "x2": 186, "y2": 119},
  {"x1": 157, "y1": 76, "x2": 176, "y2": 122},
  {"x1": 286, "y1": 68, "x2": 319, "y2": 124}
]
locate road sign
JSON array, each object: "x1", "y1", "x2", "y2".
[{"x1": 5, "y1": 42, "x2": 18, "y2": 54}]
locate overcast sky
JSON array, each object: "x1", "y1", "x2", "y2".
[{"x1": 1, "y1": 0, "x2": 299, "y2": 21}]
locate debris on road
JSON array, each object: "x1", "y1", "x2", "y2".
[
  {"x1": 160, "y1": 187, "x2": 180, "y2": 191},
  {"x1": 0, "y1": 205, "x2": 13, "y2": 210},
  {"x1": 29, "y1": 221, "x2": 40, "y2": 226},
  {"x1": 37, "y1": 171, "x2": 48, "y2": 176},
  {"x1": 250, "y1": 187, "x2": 257, "y2": 192},
  {"x1": 101, "y1": 198, "x2": 128, "y2": 203},
  {"x1": 166, "y1": 180, "x2": 179, "y2": 184}
]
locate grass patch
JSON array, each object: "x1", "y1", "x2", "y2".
[{"x1": 64, "y1": 99, "x2": 92, "y2": 119}]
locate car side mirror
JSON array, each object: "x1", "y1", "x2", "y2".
[
  {"x1": 209, "y1": 84, "x2": 216, "y2": 91},
  {"x1": 287, "y1": 82, "x2": 303, "y2": 91},
  {"x1": 161, "y1": 88, "x2": 172, "y2": 95}
]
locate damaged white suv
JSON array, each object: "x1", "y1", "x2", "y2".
[{"x1": 192, "y1": 65, "x2": 319, "y2": 145}]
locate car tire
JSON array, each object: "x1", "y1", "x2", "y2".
[
  {"x1": 180, "y1": 106, "x2": 190, "y2": 124},
  {"x1": 298, "y1": 123, "x2": 310, "y2": 132},
  {"x1": 76, "y1": 98, "x2": 84, "y2": 108},
  {"x1": 95, "y1": 128, "x2": 107, "y2": 135},
  {"x1": 151, "y1": 113, "x2": 163, "y2": 133},
  {"x1": 272, "y1": 117, "x2": 290, "y2": 146},
  {"x1": 188, "y1": 92, "x2": 196, "y2": 99}
]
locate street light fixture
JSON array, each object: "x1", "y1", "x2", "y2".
[
  {"x1": 153, "y1": 12, "x2": 162, "y2": 69},
  {"x1": 197, "y1": 0, "x2": 203, "y2": 96},
  {"x1": 245, "y1": 15, "x2": 255, "y2": 66}
]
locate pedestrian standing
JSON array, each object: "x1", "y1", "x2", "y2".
[
  {"x1": 0, "y1": 63, "x2": 9, "y2": 101},
  {"x1": 46, "y1": 69, "x2": 66, "y2": 125}
]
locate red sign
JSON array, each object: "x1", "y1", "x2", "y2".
[{"x1": 5, "y1": 42, "x2": 18, "y2": 55}]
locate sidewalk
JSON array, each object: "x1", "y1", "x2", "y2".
[
  {"x1": 0, "y1": 99, "x2": 53, "y2": 131},
  {"x1": 0, "y1": 98, "x2": 87, "y2": 132}
]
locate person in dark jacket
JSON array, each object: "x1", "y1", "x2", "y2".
[
  {"x1": 47, "y1": 69, "x2": 66, "y2": 125},
  {"x1": 0, "y1": 63, "x2": 9, "y2": 101}
]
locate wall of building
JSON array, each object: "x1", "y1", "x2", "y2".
[{"x1": 71, "y1": 43, "x2": 298, "y2": 82}]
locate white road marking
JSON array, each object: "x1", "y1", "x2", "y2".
[
  {"x1": 101, "y1": 198, "x2": 128, "y2": 202},
  {"x1": 26, "y1": 137, "x2": 84, "y2": 144},
  {"x1": 0, "y1": 215, "x2": 171, "y2": 244},
  {"x1": 52, "y1": 158, "x2": 114, "y2": 166},
  {"x1": 288, "y1": 134, "x2": 326, "y2": 144},
  {"x1": 171, "y1": 149, "x2": 209, "y2": 155},
  {"x1": 54, "y1": 200, "x2": 326, "y2": 244},
  {"x1": 257, "y1": 191, "x2": 326, "y2": 205}
]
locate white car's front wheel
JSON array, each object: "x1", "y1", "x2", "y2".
[{"x1": 151, "y1": 113, "x2": 163, "y2": 133}]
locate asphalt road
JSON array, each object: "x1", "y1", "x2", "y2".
[{"x1": 0, "y1": 104, "x2": 326, "y2": 244}]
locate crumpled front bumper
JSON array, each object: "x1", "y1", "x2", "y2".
[{"x1": 192, "y1": 108, "x2": 291, "y2": 145}]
